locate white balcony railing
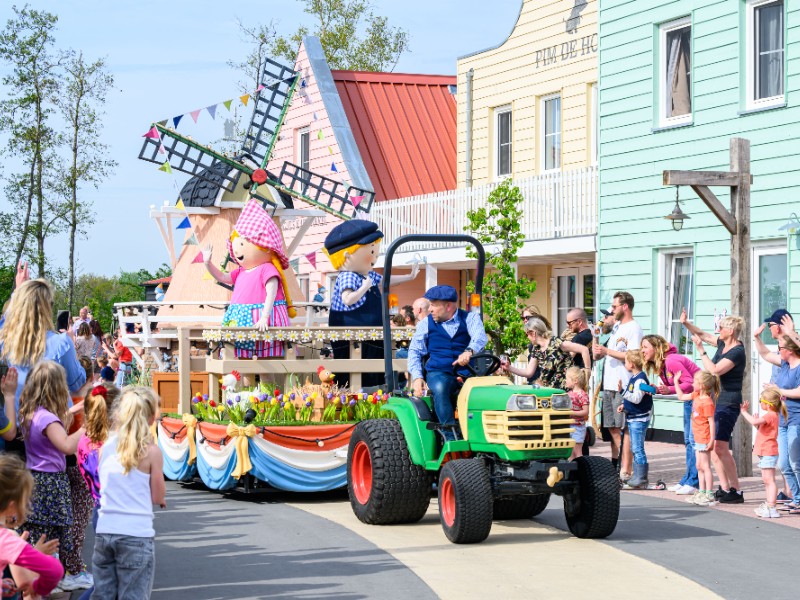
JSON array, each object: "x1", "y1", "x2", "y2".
[{"x1": 370, "y1": 166, "x2": 597, "y2": 253}]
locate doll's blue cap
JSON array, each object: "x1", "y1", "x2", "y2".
[
  {"x1": 324, "y1": 220, "x2": 383, "y2": 255},
  {"x1": 424, "y1": 285, "x2": 458, "y2": 302}
]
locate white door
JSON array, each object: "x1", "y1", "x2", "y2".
[
  {"x1": 751, "y1": 244, "x2": 788, "y2": 413},
  {"x1": 552, "y1": 265, "x2": 595, "y2": 334}
]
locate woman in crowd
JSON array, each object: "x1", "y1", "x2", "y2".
[
  {"x1": 89, "y1": 320, "x2": 104, "y2": 366},
  {"x1": 520, "y1": 306, "x2": 552, "y2": 384},
  {"x1": 74, "y1": 323, "x2": 95, "y2": 360},
  {"x1": 680, "y1": 310, "x2": 747, "y2": 504}
]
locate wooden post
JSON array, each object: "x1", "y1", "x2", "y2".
[
  {"x1": 177, "y1": 327, "x2": 191, "y2": 415},
  {"x1": 729, "y1": 138, "x2": 753, "y2": 478}
]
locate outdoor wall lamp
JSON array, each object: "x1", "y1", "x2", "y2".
[
  {"x1": 778, "y1": 212, "x2": 800, "y2": 235},
  {"x1": 663, "y1": 186, "x2": 690, "y2": 231}
]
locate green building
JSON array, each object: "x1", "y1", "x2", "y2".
[{"x1": 597, "y1": 0, "x2": 796, "y2": 424}]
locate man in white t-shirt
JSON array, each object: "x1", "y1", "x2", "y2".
[{"x1": 592, "y1": 291, "x2": 643, "y2": 473}]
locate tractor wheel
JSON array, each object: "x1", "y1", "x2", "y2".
[
  {"x1": 438, "y1": 459, "x2": 493, "y2": 544},
  {"x1": 563, "y1": 455, "x2": 620, "y2": 538},
  {"x1": 492, "y1": 493, "x2": 551, "y2": 520},
  {"x1": 347, "y1": 419, "x2": 432, "y2": 525}
]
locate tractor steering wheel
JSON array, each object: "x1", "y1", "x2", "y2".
[{"x1": 463, "y1": 352, "x2": 502, "y2": 377}]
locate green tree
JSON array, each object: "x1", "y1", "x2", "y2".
[
  {"x1": 465, "y1": 179, "x2": 537, "y2": 358},
  {"x1": 271, "y1": 0, "x2": 410, "y2": 71}
]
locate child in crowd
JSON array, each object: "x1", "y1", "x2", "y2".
[
  {"x1": 1, "y1": 367, "x2": 18, "y2": 442},
  {"x1": 99, "y1": 366, "x2": 115, "y2": 386},
  {"x1": 95, "y1": 355, "x2": 109, "y2": 378},
  {"x1": 618, "y1": 350, "x2": 655, "y2": 489},
  {"x1": 740, "y1": 389, "x2": 783, "y2": 518},
  {"x1": 91, "y1": 387, "x2": 166, "y2": 600},
  {"x1": 565, "y1": 366, "x2": 590, "y2": 460},
  {"x1": 17, "y1": 361, "x2": 85, "y2": 573},
  {"x1": 675, "y1": 370, "x2": 719, "y2": 506},
  {"x1": 0, "y1": 454, "x2": 63, "y2": 599}
]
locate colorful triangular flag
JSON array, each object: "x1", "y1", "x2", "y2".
[
  {"x1": 192, "y1": 251, "x2": 204, "y2": 264},
  {"x1": 143, "y1": 126, "x2": 159, "y2": 139},
  {"x1": 255, "y1": 84, "x2": 265, "y2": 92},
  {"x1": 240, "y1": 94, "x2": 250, "y2": 106},
  {"x1": 328, "y1": 146, "x2": 334, "y2": 155},
  {"x1": 300, "y1": 79, "x2": 307, "y2": 88},
  {"x1": 175, "y1": 199, "x2": 185, "y2": 210},
  {"x1": 331, "y1": 163, "x2": 338, "y2": 173},
  {"x1": 158, "y1": 143, "x2": 166, "y2": 155},
  {"x1": 173, "y1": 115, "x2": 183, "y2": 128},
  {"x1": 304, "y1": 251, "x2": 317, "y2": 269},
  {"x1": 223, "y1": 99, "x2": 233, "y2": 111},
  {"x1": 157, "y1": 119, "x2": 167, "y2": 127},
  {"x1": 317, "y1": 130, "x2": 324, "y2": 140},
  {"x1": 202, "y1": 270, "x2": 213, "y2": 281},
  {"x1": 206, "y1": 105, "x2": 217, "y2": 120},
  {"x1": 183, "y1": 234, "x2": 198, "y2": 246},
  {"x1": 176, "y1": 216, "x2": 191, "y2": 229},
  {"x1": 313, "y1": 111, "x2": 319, "y2": 121},
  {"x1": 159, "y1": 162, "x2": 173, "y2": 174},
  {"x1": 350, "y1": 195, "x2": 365, "y2": 208},
  {"x1": 190, "y1": 109, "x2": 201, "y2": 123}
]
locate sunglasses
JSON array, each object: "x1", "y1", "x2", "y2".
[
  {"x1": 566, "y1": 318, "x2": 580, "y2": 326},
  {"x1": 522, "y1": 315, "x2": 532, "y2": 321}
]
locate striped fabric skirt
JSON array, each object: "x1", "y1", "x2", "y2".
[{"x1": 222, "y1": 301, "x2": 290, "y2": 358}]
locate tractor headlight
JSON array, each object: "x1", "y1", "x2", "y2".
[
  {"x1": 550, "y1": 393, "x2": 571, "y2": 410},
  {"x1": 507, "y1": 394, "x2": 537, "y2": 410}
]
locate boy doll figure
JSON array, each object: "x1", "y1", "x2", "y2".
[
  {"x1": 323, "y1": 220, "x2": 418, "y2": 387},
  {"x1": 204, "y1": 199, "x2": 295, "y2": 358}
]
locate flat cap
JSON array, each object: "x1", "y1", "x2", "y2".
[
  {"x1": 424, "y1": 285, "x2": 458, "y2": 302},
  {"x1": 324, "y1": 220, "x2": 383, "y2": 255}
]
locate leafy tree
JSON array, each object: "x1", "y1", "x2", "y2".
[
  {"x1": 228, "y1": 19, "x2": 279, "y2": 94},
  {"x1": 271, "y1": 0, "x2": 410, "y2": 71},
  {"x1": 464, "y1": 179, "x2": 537, "y2": 358}
]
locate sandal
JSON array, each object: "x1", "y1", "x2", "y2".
[{"x1": 778, "y1": 502, "x2": 799, "y2": 512}]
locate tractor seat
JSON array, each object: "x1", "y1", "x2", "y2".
[{"x1": 409, "y1": 396, "x2": 434, "y2": 421}]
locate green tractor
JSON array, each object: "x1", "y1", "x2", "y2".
[{"x1": 346, "y1": 234, "x2": 620, "y2": 544}]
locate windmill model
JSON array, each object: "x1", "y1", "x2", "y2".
[{"x1": 139, "y1": 56, "x2": 375, "y2": 227}]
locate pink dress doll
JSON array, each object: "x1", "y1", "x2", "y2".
[{"x1": 203, "y1": 199, "x2": 295, "y2": 358}]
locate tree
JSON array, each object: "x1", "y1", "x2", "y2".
[
  {"x1": 228, "y1": 19, "x2": 279, "y2": 94},
  {"x1": 270, "y1": 0, "x2": 410, "y2": 71},
  {"x1": 464, "y1": 180, "x2": 537, "y2": 358},
  {"x1": 58, "y1": 50, "x2": 116, "y2": 313}
]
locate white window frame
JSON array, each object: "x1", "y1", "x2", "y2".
[
  {"x1": 590, "y1": 83, "x2": 598, "y2": 165},
  {"x1": 297, "y1": 273, "x2": 310, "y2": 302},
  {"x1": 494, "y1": 105, "x2": 513, "y2": 180},
  {"x1": 659, "y1": 17, "x2": 692, "y2": 127},
  {"x1": 657, "y1": 249, "x2": 694, "y2": 355},
  {"x1": 540, "y1": 93, "x2": 562, "y2": 173},
  {"x1": 745, "y1": 0, "x2": 785, "y2": 110},
  {"x1": 297, "y1": 127, "x2": 310, "y2": 171}
]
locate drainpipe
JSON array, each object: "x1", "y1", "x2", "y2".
[{"x1": 465, "y1": 68, "x2": 474, "y2": 188}]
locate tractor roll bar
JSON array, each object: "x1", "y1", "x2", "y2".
[{"x1": 382, "y1": 234, "x2": 485, "y2": 390}]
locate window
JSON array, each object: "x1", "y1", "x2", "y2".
[
  {"x1": 590, "y1": 83, "x2": 598, "y2": 165},
  {"x1": 746, "y1": 0, "x2": 784, "y2": 109},
  {"x1": 542, "y1": 94, "x2": 561, "y2": 171},
  {"x1": 297, "y1": 274, "x2": 310, "y2": 301},
  {"x1": 552, "y1": 266, "x2": 594, "y2": 328},
  {"x1": 659, "y1": 18, "x2": 692, "y2": 126},
  {"x1": 661, "y1": 251, "x2": 694, "y2": 354},
  {"x1": 298, "y1": 127, "x2": 310, "y2": 171},
  {"x1": 495, "y1": 106, "x2": 512, "y2": 178}
]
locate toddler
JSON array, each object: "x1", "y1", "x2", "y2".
[
  {"x1": 740, "y1": 389, "x2": 783, "y2": 518},
  {"x1": 618, "y1": 350, "x2": 656, "y2": 489},
  {"x1": 565, "y1": 366, "x2": 590, "y2": 460}
]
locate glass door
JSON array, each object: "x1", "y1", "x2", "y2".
[
  {"x1": 552, "y1": 265, "x2": 595, "y2": 336},
  {"x1": 752, "y1": 244, "x2": 787, "y2": 412}
]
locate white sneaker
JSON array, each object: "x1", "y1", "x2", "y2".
[
  {"x1": 754, "y1": 503, "x2": 780, "y2": 518},
  {"x1": 60, "y1": 571, "x2": 94, "y2": 591},
  {"x1": 676, "y1": 484, "x2": 698, "y2": 495},
  {"x1": 667, "y1": 483, "x2": 682, "y2": 492},
  {"x1": 685, "y1": 491, "x2": 702, "y2": 504}
]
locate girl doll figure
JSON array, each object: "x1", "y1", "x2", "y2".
[{"x1": 203, "y1": 199, "x2": 296, "y2": 358}]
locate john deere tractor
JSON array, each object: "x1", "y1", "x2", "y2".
[{"x1": 346, "y1": 234, "x2": 620, "y2": 544}]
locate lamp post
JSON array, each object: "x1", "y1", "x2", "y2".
[{"x1": 663, "y1": 186, "x2": 690, "y2": 232}]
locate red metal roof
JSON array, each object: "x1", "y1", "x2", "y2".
[
  {"x1": 331, "y1": 70, "x2": 457, "y2": 202},
  {"x1": 141, "y1": 277, "x2": 172, "y2": 286}
]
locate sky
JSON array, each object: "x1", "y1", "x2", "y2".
[{"x1": 0, "y1": 1, "x2": 521, "y2": 277}]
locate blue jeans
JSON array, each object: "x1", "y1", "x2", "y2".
[
  {"x1": 426, "y1": 370, "x2": 458, "y2": 427},
  {"x1": 782, "y1": 424, "x2": 800, "y2": 500},
  {"x1": 90, "y1": 534, "x2": 155, "y2": 600},
  {"x1": 115, "y1": 363, "x2": 130, "y2": 388},
  {"x1": 679, "y1": 401, "x2": 699, "y2": 487},
  {"x1": 627, "y1": 420, "x2": 648, "y2": 465}
]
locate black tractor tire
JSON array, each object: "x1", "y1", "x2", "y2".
[
  {"x1": 438, "y1": 459, "x2": 493, "y2": 544},
  {"x1": 347, "y1": 419, "x2": 432, "y2": 525},
  {"x1": 563, "y1": 455, "x2": 620, "y2": 538},
  {"x1": 492, "y1": 493, "x2": 551, "y2": 520}
]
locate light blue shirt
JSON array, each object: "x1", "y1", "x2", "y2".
[{"x1": 407, "y1": 310, "x2": 487, "y2": 381}]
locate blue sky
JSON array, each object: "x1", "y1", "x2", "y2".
[{"x1": 0, "y1": 1, "x2": 520, "y2": 276}]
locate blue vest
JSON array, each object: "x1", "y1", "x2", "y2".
[
  {"x1": 425, "y1": 309, "x2": 471, "y2": 373},
  {"x1": 623, "y1": 371, "x2": 653, "y2": 417}
]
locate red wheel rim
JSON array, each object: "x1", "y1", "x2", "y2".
[
  {"x1": 440, "y1": 477, "x2": 456, "y2": 527},
  {"x1": 351, "y1": 441, "x2": 373, "y2": 505}
]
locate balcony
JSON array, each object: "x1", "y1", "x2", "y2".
[{"x1": 370, "y1": 166, "x2": 597, "y2": 254}]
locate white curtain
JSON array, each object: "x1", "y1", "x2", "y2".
[{"x1": 758, "y1": 2, "x2": 783, "y2": 99}]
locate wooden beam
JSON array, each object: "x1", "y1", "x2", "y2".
[
  {"x1": 689, "y1": 185, "x2": 738, "y2": 235},
  {"x1": 663, "y1": 170, "x2": 753, "y2": 187}
]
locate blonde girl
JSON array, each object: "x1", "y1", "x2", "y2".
[
  {"x1": 77, "y1": 385, "x2": 121, "y2": 506},
  {"x1": 565, "y1": 366, "x2": 590, "y2": 460},
  {"x1": 675, "y1": 370, "x2": 720, "y2": 506},
  {"x1": 92, "y1": 387, "x2": 165, "y2": 599},
  {"x1": 0, "y1": 454, "x2": 63, "y2": 598},
  {"x1": 740, "y1": 389, "x2": 784, "y2": 518},
  {"x1": 18, "y1": 361, "x2": 85, "y2": 564}
]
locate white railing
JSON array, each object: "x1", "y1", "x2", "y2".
[{"x1": 370, "y1": 167, "x2": 598, "y2": 253}]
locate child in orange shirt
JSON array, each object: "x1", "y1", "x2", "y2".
[
  {"x1": 675, "y1": 370, "x2": 719, "y2": 506},
  {"x1": 740, "y1": 388, "x2": 783, "y2": 518}
]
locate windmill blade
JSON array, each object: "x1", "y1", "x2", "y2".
[{"x1": 243, "y1": 58, "x2": 298, "y2": 167}]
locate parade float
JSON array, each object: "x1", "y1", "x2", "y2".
[{"x1": 128, "y1": 45, "x2": 424, "y2": 493}]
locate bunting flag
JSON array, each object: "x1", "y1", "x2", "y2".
[
  {"x1": 176, "y1": 199, "x2": 185, "y2": 210},
  {"x1": 304, "y1": 251, "x2": 317, "y2": 269},
  {"x1": 192, "y1": 251, "x2": 205, "y2": 264},
  {"x1": 240, "y1": 94, "x2": 250, "y2": 106},
  {"x1": 158, "y1": 143, "x2": 166, "y2": 155},
  {"x1": 331, "y1": 163, "x2": 338, "y2": 173},
  {"x1": 317, "y1": 130, "x2": 324, "y2": 140},
  {"x1": 176, "y1": 216, "x2": 191, "y2": 229},
  {"x1": 157, "y1": 119, "x2": 167, "y2": 127},
  {"x1": 255, "y1": 84, "x2": 265, "y2": 92},
  {"x1": 206, "y1": 105, "x2": 217, "y2": 120},
  {"x1": 190, "y1": 109, "x2": 202, "y2": 123},
  {"x1": 328, "y1": 146, "x2": 334, "y2": 155},
  {"x1": 183, "y1": 234, "x2": 198, "y2": 246},
  {"x1": 173, "y1": 115, "x2": 183, "y2": 128},
  {"x1": 143, "y1": 126, "x2": 159, "y2": 139},
  {"x1": 159, "y1": 161, "x2": 173, "y2": 174},
  {"x1": 313, "y1": 112, "x2": 319, "y2": 121},
  {"x1": 223, "y1": 99, "x2": 233, "y2": 111},
  {"x1": 350, "y1": 195, "x2": 365, "y2": 208},
  {"x1": 300, "y1": 79, "x2": 307, "y2": 88},
  {"x1": 202, "y1": 270, "x2": 213, "y2": 280}
]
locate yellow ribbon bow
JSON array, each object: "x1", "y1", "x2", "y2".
[
  {"x1": 182, "y1": 414, "x2": 198, "y2": 465},
  {"x1": 226, "y1": 422, "x2": 257, "y2": 479}
]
